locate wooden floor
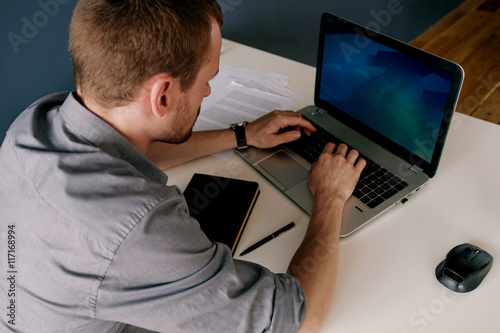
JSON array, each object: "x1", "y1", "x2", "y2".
[{"x1": 411, "y1": 0, "x2": 500, "y2": 125}]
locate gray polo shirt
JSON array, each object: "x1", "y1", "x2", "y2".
[{"x1": 0, "y1": 92, "x2": 305, "y2": 333}]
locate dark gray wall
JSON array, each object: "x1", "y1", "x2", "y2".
[
  {"x1": 220, "y1": 0, "x2": 465, "y2": 66},
  {"x1": 0, "y1": 0, "x2": 77, "y2": 143},
  {"x1": 0, "y1": 0, "x2": 465, "y2": 143}
]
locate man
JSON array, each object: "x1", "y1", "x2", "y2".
[{"x1": 0, "y1": 0, "x2": 365, "y2": 332}]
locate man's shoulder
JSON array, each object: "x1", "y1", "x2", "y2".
[
  {"x1": 8, "y1": 91, "x2": 70, "y2": 134},
  {"x1": 26, "y1": 91, "x2": 71, "y2": 110}
]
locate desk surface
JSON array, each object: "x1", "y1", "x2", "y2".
[{"x1": 166, "y1": 39, "x2": 500, "y2": 333}]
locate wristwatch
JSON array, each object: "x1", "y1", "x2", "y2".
[{"x1": 230, "y1": 121, "x2": 248, "y2": 150}]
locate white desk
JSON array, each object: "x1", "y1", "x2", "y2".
[{"x1": 166, "y1": 39, "x2": 500, "y2": 333}]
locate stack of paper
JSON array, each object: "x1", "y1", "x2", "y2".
[{"x1": 194, "y1": 66, "x2": 303, "y2": 132}]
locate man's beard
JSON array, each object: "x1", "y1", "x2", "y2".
[{"x1": 155, "y1": 96, "x2": 200, "y2": 145}]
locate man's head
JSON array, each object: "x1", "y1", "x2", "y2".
[{"x1": 69, "y1": 0, "x2": 223, "y2": 110}]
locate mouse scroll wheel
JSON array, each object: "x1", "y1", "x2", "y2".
[{"x1": 462, "y1": 249, "x2": 480, "y2": 263}]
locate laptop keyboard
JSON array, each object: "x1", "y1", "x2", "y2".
[{"x1": 286, "y1": 124, "x2": 408, "y2": 209}]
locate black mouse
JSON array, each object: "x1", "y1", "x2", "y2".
[{"x1": 436, "y1": 243, "x2": 493, "y2": 293}]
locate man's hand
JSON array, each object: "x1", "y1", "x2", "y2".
[
  {"x1": 290, "y1": 142, "x2": 365, "y2": 333},
  {"x1": 308, "y1": 142, "x2": 366, "y2": 206},
  {"x1": 245, "y1": 110, "x2": 316, "y2": 149}
]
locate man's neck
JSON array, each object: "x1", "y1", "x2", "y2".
[{"x1": 76, "y1": 90, "x2": 152, "y2": 154}]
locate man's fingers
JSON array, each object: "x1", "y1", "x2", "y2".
[
  {"x1": 322, "y1": 142, "x2": 336, "y2": 154},
  {"x1": 274, "y1": 111, "x2": 316, "y2": 134},
  {"x1": 345, "y1": 148, "x2": 359, "y2": 164},
  {"x1": 355, "y1": 157, "x2": 367, "y2": 171},
  {"x1": 274, "y1": 129, "x2": 301, "y2": 146},
  {"x1": 332, "y1": 143, "x2": 348, "y2": 156}
]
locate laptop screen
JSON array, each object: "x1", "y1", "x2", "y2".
[{"x1": 316, "y1": 14, "x2": 463, "y2": 174}]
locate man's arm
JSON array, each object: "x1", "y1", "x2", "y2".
[
  {"x1": 146, "y1": 110, "x2": 316, "y2": 170},
  {"x1": 288, "y1": 143, "x2": 366, "y2": 333}
]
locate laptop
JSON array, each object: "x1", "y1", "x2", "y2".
[{"x1": 236, "y1": 13, "x2": 464, "y2": 236}]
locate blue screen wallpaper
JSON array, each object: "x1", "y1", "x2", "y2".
[{"x1": 319, "y1": 25, "x2": 454, "y2": 163}]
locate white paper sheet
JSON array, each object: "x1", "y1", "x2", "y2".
[{"x1": 194, "y1": 66, "x2": 303, "y2": 132}]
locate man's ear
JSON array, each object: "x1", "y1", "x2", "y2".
[{"x1": 150, "y1": 74, "x2": 174, "y2": 118}]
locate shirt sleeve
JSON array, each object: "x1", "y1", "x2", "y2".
[{"x1": 95, "y1": 188, "x2": 306, "y2": 333}]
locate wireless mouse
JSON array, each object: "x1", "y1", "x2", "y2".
[{"x1": 436, "y1": 243, "x2": 493, "y2": 293}]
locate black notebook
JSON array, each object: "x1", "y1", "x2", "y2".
[{"x1": 183, "y1": 173, "x2": 260, "y2": 254}]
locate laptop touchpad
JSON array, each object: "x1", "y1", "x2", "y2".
[{"x1": 258, "y1": 151, "x2": 309, "y2": 189}]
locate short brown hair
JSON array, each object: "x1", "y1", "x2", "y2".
[{"x1": 69, "y1": 0, "x2": 223, "y2": 109}]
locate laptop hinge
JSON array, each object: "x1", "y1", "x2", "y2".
[{"x1": 409, "y1": 165, "x2": 423, "y2": 174}]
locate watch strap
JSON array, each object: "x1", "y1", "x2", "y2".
[{"x1": 231, "y1": 121, "x2": 248, "y2": 149}]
